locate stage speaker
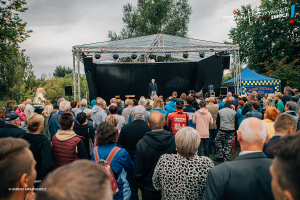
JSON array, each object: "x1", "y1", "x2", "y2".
[
  {"x1": 65, "y1": 86, "x2": 72, "y2": 96},
  {"x1": 222, "y1": 56, "x2": 230, "y2": 69}
]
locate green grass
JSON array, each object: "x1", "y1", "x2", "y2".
[{"x1": 137, "y1": 141, "x2": 241, "y2": 199}]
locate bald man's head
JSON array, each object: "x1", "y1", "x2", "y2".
[{"x1": 148, "y1": 111, "x2": 164, "y2": 130}]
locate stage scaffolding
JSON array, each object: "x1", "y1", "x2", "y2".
[{"x1": 72, "y1": 34, "x2": 241, "y2": 101}]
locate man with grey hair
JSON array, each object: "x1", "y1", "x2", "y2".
[
  {"x1": 49, "y1": 100, "x2": 72, "y2": 141},
  {"x1": 203, "y1": 117, "x2": 274, "y2": 200},
  {"x1": 91, "y1": 98, "x2": 107, "y2": 126},
  {"x1": 128, "y1": 99, "x2": 150, "y2": 123},
  {"x1": 79, "y1": 99, "x2": 88, "y2": 111},
  {"x1": 117, "y1": 105, "x2": 151, "y2": 200},
  {"x1": 108, "y1": 98, "x2": 117, "y2": 108},
  {"x1": 282, "y1": 101, "x2": 299, "y2": 122},
  {"x1": 24, "y1": 99, "x2": 35, "y2": 117},
  {"x1": 83, "y1": 108, "x2": 97, "y2": 129},
  {"x1": 282, "y1": 86, "x2": 292, "y2": 106},
  {"x1": 0, "y1": 107, "x2": 6, "y2": 128},
  {"x1": 0, "y1": 111, "x2": 26, "y2": 138},
  {"x1": 148, "y1": 79, "x2": 158, "y2": 100},
  {"x1": 122, "y1": 99, "x2": 134, "y2": 124}
]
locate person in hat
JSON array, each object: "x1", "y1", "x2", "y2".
[
  {"x1": 0, "y1": 111, "x2": 26, "y2": 138},
  {"x1": 167, "y1": 98, "x2": 189, "y2": 135}
]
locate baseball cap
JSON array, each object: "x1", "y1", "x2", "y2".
[
  {"x1": 5, "y1": 111, "x2": 22, "y2": 121},
  {"x1": 133, "y1": 105, "x2": 146, "y2": 116},
  {"x1": 176, "y1": 98, "x2": 184, "y2": 105}
]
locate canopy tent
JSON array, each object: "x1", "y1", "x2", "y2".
[{"x1": 221, "y1": 67, "x2": 281, "y2": 96}]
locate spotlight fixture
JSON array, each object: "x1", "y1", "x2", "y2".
[
  {"x1": 199, "y1": 52, "x2": 205, "y2": 58},
  {"x1": 131, "y1": 54, "x2": 137, "y2": 60},
  {"x1": 149, "y1": 54, "x2": 155, "y2": 59},
  {"x1": 183, "y1": 53, "x2": 188, "y2": 59},
  {"x1": 166, "y1": 53, "x2": 171, "y2": 59},
  {"x1": 215, "y1": 51, "x2": 221, "y2": 57},
  {"x1": 113, "y1": 54, "x2": 119, "y2": 60},
  {"x1": 95, "y1": 53, "x2": 101, "y2": 59}
]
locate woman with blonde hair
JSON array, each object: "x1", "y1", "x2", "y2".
[
  {"x1": 263, "y1": 107, "x2": 280, "y2": 138},
  {"x1": 41, "y1": 105, "x2": 53, "y2": 139},
  {"x1": 16, "y1": 104, "x2": 26, "y2": 123},
  {"x1": 261, "y1": 99, "x2": 272, "y2": 119},
  {"x1": 153, "y1": 127, "x2": 214, "y2": 199},
  {"x1": 150, "y1": 98, "x2": 168, "y2": 124}
]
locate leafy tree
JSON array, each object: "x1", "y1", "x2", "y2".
[
  {"x1": 229, "y1": 0, "x2": 299, "y2": 74},
  {"x1": 0, "y1": 0, "x2": 33, "y2": 98},
  {"x1": 53, "y1": 66, "x2": 73, "y2": 77},
  {"x1": 108, "y1": 0, "x2": 192, "y2": 40}
]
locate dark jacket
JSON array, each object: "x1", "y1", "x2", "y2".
[
  {"x1": 148, "y1": 83, "x2": 158, "y2": 95},
  {"x1": 263, "y1": 135, "x2": 282, "y2": 159},
  {"x1": 0, "y1": 118, "x2": 5, "y2": 128},
  {"x1": 203, "y1": 152, "x2": 274, "y2": 200},
  {"x1": 242, "y1": 101, "x2": 253, "y2": 115},
  {"x1": 117, "y1": 119, "x2": 151, "y2": 162},
  {"x1": 133, "y1": 130, "x2": 177, "y2": 198},
  {"x1": 192, "y1": 99, "x2": 200, "y2": 111},
  {"x1": 73, "y1": 124, "x2": 95, "y2": 158},
  {"x1": 282, "y1": 93, "x2": 292, "y2": 106},
  {"x1": 0, "y1": 124, "x2": 26, "y2": 138},
  {"x1": 5, "y1": 106, "x2": 12, "y2": 113},
  {"x1": 244, "y1": 110, "x2": 263, "y2": 120},
  {"x1": 117, "y1": 105, "x2": 124, "y2": 115},
  {"x1": 23, "y1": 134, "x2": 53, "y2": 180},
  {"x1": 233, "y1": 99, "x2": 239, "y2": 111}
]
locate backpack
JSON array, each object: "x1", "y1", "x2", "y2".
[
  {"x1": 94, "y1": 146, "x2": 121, "y2": 196},
  {"x1": 177, "y1": 112, "x2": 189, "y2": 126}
]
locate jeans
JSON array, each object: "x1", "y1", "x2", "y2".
[
  {"x1": 209, "y1": 129, "x2": 218, "y2": 153},
  {"x1": 126, "y1": 173, "x2": 139, "y2": 200},
  {"x1": 198, "y1": 138, "x2": 210, "y2": 157}
]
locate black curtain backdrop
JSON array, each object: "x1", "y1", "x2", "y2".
[{"x1": 84, "y1": 55, "x2": 223, "y2": 103}]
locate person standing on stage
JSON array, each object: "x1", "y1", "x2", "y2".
[{"x1": 148, "y1": 79, "x2": 158, "y2": 100}]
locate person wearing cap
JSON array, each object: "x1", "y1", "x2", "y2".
[
  {"x1": 0, "y1": 111, "x2": 26, "y2": 138},
  {"x1": 128, "y1": 99, "x2": 150, "y2": 123},
  {"x1": 0, "y1": 107, "x2": 6, "y2": 128},
  {"x1": 117, "y1": 105, "x2": 151, "y2": 200},
  {"x1": 167, "y1": 98, "x2": 189, "y2": 135}
]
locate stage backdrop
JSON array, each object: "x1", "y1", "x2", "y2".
[{"x1": 83, "y1": 55, "x2": 223, "y2": 103}]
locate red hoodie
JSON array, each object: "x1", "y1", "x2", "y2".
[{"x1": 167, "y1": 109, "x2": 189, "y2": 135}]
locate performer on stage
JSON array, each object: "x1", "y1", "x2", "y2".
[{"x1": 148, "y1": 79, "x2": 158, "y2": 100}]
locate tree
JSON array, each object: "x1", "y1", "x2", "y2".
[
  {"x1": 229, "y1": 0, "x2": 299, "y2": 74},
  {"x1": 0, "y1": 0, "x2": 33, "y2": 98},
  {"x1": 108, "y1": 0, "x2": 192, "y2": 40},
  {"x1": 53, "y1": 66, "x2": 72, "y2": 77}
]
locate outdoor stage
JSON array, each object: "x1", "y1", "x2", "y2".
[{"x1": 83, "y1": 55, "x2": 223, "y2": 102}]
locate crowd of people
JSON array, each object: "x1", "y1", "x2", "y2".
[{"x1": 0, "y1": 86, "x2": 300, "y2": 200}]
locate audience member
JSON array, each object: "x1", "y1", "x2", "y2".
[
  {"x1": 16, "y1": 104, "x2": 27, "y2": 124},
  {"x1": 92, "y1": 121, "x2": 133, "y2": 200},
  {"x1": 153, "y1": 127, "x2": 214, "y2": 199},
  {"x1": 44, "y1": 100, "x2": 51, "y2": 106},
  {"x1": 91, "y1": 98, "x2": 108, "y2": 126},
  {"x1": 203, "y1": 118, "x2": 274, "y2": 200},
  {"x1": 83, "y1": 108, "x2": 97, "y2": 129},
  {"x1": 183, "y1": 96, "x2": 196, "y2": 128},
  {"x1": 165, "y1": 94, "x2": 176, "y2": 114},
  {"x1": 237, "y1": 100, "x2": 245, "y2": 126},
  {"x1": 191, "y1": 96, "x2": 200, "y2": 111},
  {"x1": 0, "y1": 112, "x2": 26, "y2": 138},
  {"x1": 192, "y1": 100, "x2": 213, "y2": 156},
  {"x1": 275, "y1": 93, "x2": 284, "y2": 113},
  {"x1": 242, "y1": 94, "x2": 255, "y2": 115},
  {"x1": 0, "y1": 107, "x2": 6, "y2": 128},
  {"x1": 128, "y1": 99, "x2": 150, "y2": 123},
  {"x1": 195, "y1": 93, "x2": 200, "y2": 103},
  {"x1": 70, "y1": 100, "x2": 82, "y2": 117},
  {"x1": 53, "y1": 96, "x2": 64, "y2": 109},
  {"x1": 51, "y1": 112, "x2": 88, "y2": 170},
  {"x1": 13, "y1": 105, "x2": 19, "y2": 111},
  {"x1": 263, "y1": 107, "x2": 280, "y2": 138},
  {"x1": 263, "y1": 114, "x2": 297, "y2": 159},
  {"x1": 167, "y1": 98, "x2": 189, "y2": 135},
  {"x1": 268, "y1": 134, "x2": 300, "y2": 200},
  {"x1": 36, "y1": 160, "x2": 112, "y2": 200},
  {"x1": 0, "y1": 138, "x2": 36, "y2": 200},
  {"x1": 24, "y1": 99, "x2": 35, "y2": 117},
  {"x1": 215, "y1": 102, "x2": 238, "y2": 162},
  {"x1": 109, "y1": 105, "x2": 125, "y2": 131},
  {"x1": 180, "y1": 93, "x2": 187, "y2": 105},
  {"x1": 206, "y1": 97, "x2": 219, "y2": 154},
  {"x1": 255, "y1": 93, "x2": 264, "y2": 109},
  {"x1": 41, "y1": 105, "x2": 53, "y2": 139},
  {"x1": 79, "y1": 99, "x2": 87, "y2": 111},
  {"x1": 150, "y1": 98, "x2": 168, "y2": 125},
  {"x1": 282, "y1": 101, "x2": 299, "y2": 122},
  {"x1": 134, "y1": 111, "x2": 177, "y2": 200},
  {"x1": 5, "y1": 101, "x2": 13, "y2": 113},
  {"x1": 106, "y1": 115, "x2": 119, "y2": 130},
  {"x1": 73, "y1": 112, "x2": 95, "y2": 158},
  {"x1": 109, "y1": 98, "x2": 117, "y2": 108},
  {"x1": 261, "y1": 99, "x2": 272, "y2": 119},
  {"x1": 282, "y1": 86, "x2": 292, "y2": 106},
  {"x1": 122, "y1": 99, "x2": 134, "y2": 124},
  {"x1": 232, "y1": 94, "x2": 239, "y2": 110},
  {"x1": 116, "y1": 99, "x2": 124, "y2": 115},
  {"x1": 89, "y1": 99, "x2": 96, "y2": 109},
  {"x1": 24, "y1": 113, "x2": 53, "y2": 187},
  {"x1": 145, "y1": 99, "x2": 152, "y2": 111},
  {"x1": 217, "y1": 96, "x2": 225, "y2": 110},
  {"x1": 244, "y1": 101, "x2": 263, "y2": 119}
]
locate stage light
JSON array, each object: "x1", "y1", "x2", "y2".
[
  {"x1": 215, "y1": 52, "x2": 221, "y2": 57},
  {"x1": 199, "y1": 52, "x2": 205, "y2": 58},
  {"x1": 131, "y1": 54, "x2": 137, "y2": 60},
  {"x1": 95, "y1": 53, "x2": 101, "y2": 59},
  {"x1": 183, "y1": 53, "x2": 188, "y2": 59},
  {"x1": 149, "y1": 54, "x2": 155, "y2": 59},
  {"x1": 166, "y1": 53, "x2": 171, "y2": 59},
  {"x1": 113, "y1": 54, "x2": 119, "y2": 60}
]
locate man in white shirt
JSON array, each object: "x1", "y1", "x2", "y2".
[{"x1": 24, "y1": 99, "x2": 35, "y2": 117}]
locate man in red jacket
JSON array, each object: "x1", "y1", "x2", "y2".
[{"x1": 167, "y1": 99, "x2": 189, "y2": 135}]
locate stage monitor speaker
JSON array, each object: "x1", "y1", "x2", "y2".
[
  {"x1": 65, "y1": 86, "x2": 72, "y2": 96},
  {"x1": 222, "y1": 56, "x2": 230, "y2": 69}
]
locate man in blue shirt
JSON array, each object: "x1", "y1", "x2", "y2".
[{"x1": 217, "y1": 96, "x2": 225, "y2": 110}]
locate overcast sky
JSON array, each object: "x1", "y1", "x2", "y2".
[{"x1": 19, "y1": 0, "x2": 261, "y2": 77}]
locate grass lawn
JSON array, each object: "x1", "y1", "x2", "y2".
[{"x1": 138, "y1": 141, "x2": 241, "y2": 199}]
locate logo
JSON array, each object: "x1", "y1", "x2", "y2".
[{"x1": 291, "y1": 5, "x2": 295, "y2": 24}]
